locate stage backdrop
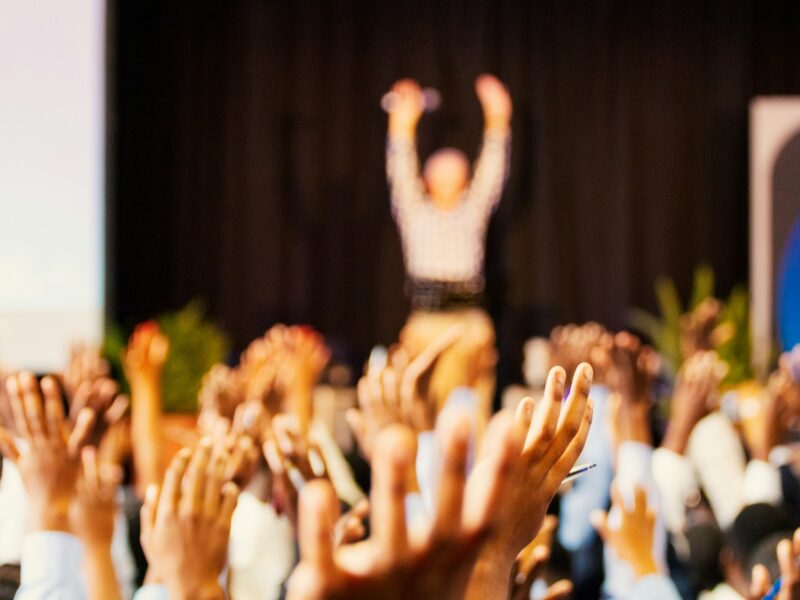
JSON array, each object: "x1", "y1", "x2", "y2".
[{"x1": 110, "y1": 0, "x2": 800, "y2": 389}]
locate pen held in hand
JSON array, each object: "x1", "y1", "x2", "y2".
[{"x1": 561, "y1": 463, "x2": 597, "y2": 486}]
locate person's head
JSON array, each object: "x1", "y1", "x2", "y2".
[
  {"x1": 685, "y1": 522, "x2": 726, "y2": 593},
  {"x1": 722, "y1": 503, "x2": 795, "y2": 595},
  {"x1": 423, "y1": 148, "x2": 469, "y2": 209}
]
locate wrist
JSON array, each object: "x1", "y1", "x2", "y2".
[
  {"x1": 79, "y1": 531, "x2": 114, "y2": 552},
  {"x1": 130, "y1": 376, "x2": 161, "y2": 396},
  {"x1": 631, "y1": 556, "x2": 660, "y2": 580},
  {"x1": 661, "y1": 423, "x2": 691, "y2": 455},
  {"x1": 483, "y1": 115, "x2": 510, "y2": 133},
  {"x1": 30, "y1": 501, "x2": 72, "y2": 533},
  {"x1": 167, "y1": 580, "x2": 225, "y2": 600},
  {"x1": 389, "y1": 120, "x2": 418, "y2": 137},
  {"x1": 466, "y1": 553, "x2": 515, "y2": 600}
]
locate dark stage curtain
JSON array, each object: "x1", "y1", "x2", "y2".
[{"x1": 110, "y1": 0, "x2": 800, "y2": 389}]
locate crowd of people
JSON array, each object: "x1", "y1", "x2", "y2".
[
  {"x1": 0, "y1": 314, "x2": 798, "y2": 600},
  {"x1": 0, "y1": 71, "x2": 798, "y2": 600}
]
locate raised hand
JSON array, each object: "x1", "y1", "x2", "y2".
[
  {"x1": 68, "y1": 376, "x2": 129, "y2": 448},
  {"x1": 197, "y1": 363, "x2": 246, "y2": 432},
  {"x1": 263, "y1": 412, "x2": 328, "y2": 526},
  {"x1": 679, "y1": 298, "x2": 723, "y2": 360},
  {"x1": 122, "y1": 320, "x2": 169, "y2": 388},
  {"x1": 0, "y1": 372, "x2": 96, "y2": 531},
  {"x1": 750, "y1": 528, "x2": 800, "y2": 600},
  {"x1": 347, "y1": 328, "x2": 460, "y2": 461},
  {"x1": 475, "y1": 74, "x2": 512, "y2": 131},
  {"x1": 388, "y1": 79, "x2": 425, "y2": 136},
  {"x1": 287, "y1": 407, "x2": 522, "y2": 600},
  {"x1": 465, "y1": 363, "x2": 594, "y2": 600},
  {"x1": 123, "y1": 321, "x2": 169, "y2": 496},
  {"x1": 591, "y1": 486, "x2": 660, "y2": 580},
  {"x1": 509, "y1": 515, "x2": 573, "y2": 600},
  {"x1": 62, "y1": 342, "x2": 111, "y2": 402},
  {"x1": 71, "y1": 446, "x2": 124, "y2": 600},
  {"x1": 239, "y1": 324, "x2": 330, "y2": 432},
  {"x1": 140, "y1": 441, "x2": 239, "y2": 600},
  {"x1": 661, "y1": 350, "x2": 728, "y2": 454},
  {"x1": 602, "y1": 332, "x2": 660, "y2": 446},
  {"x1": 548, "y1": 322, "x2": 611, "y2": 384}
]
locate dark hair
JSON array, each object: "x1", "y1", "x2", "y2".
[
  {"x1": 727, "y1": 503, "x2": 795, "y2": 568},
  {"x1": 0, "y1": 564, "x2": 20, "y2": 600},
  {"x1": 686, "y1": 523, "x2": 725, "y2": 591},
  {"x1": 745, "y1": 530, "x2": 793, "y2": 584}
]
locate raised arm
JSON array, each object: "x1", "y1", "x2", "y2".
[
  {"x1": 386, "y1": 79, "x2": 426, "y2": 217},
  {"x1": 467, "y1": 74, "x2": 512, "y2": 218}
]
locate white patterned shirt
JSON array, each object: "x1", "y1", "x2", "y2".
[{"x1": 386, "y1": 130, "x2": 510, "y2": 284}]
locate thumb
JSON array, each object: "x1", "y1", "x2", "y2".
[
  {"x1": 749, "y1": 564, "x2": 771, "y2": 599},
  {"x1": 590, "y1": 509, "x2": 610, "y2": 543}
]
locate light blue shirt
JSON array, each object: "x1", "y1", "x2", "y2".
[
  {"x1": 15, "y1": 532, "x2": 86, "y2": 600},
  {"x1": 558, "y1": 384, "x2": 614, "y2": 550},
  {"x1": 629, "y1": 574, "x2": 682, "y2": 600}
]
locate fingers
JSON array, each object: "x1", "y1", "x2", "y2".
[
  {"x1": 778, "y1": 536, "x2": 798, "y2": 584},
  {"x1": 525, "y1": 367, "x2": 566, "y2": 458},
  {"x1": 105, "y1": 394, "x2": 129, "y2": 425},
  {"x1": 540, "y1": 363, "x2": 593, "y2": 469},
  {"x1": 590, "y1": 509, "x2": 609, "y2": 543},
  {"x1": 225, "y1": 435, "x2": 257, "y2": 483},
  {"x1": 67, "y1": 408, "x2": 96, "y2": 457},
  {"x1": 370, "y1": 424, "x2": 414, "y2": 562},
  {"x1": 0, "y1": 427, "x2": 20, "y2": 462},
  {"x1": 749, "y1": 564, "x2": 771, "y2": 599},
  {"x1": 19, "y1": 372, "x2": 46, "y2": 443},
  {"x1": 140, "y1": 483, "x2": 160, "y2": 545},
  {"x1": 178, "y1": 439, "x2": 212, "y2": 518},
  {"x1": 70, "y1": 380, "x2": 92, "y2": 422},
  {"x1": 543, "y1": 398, "x2": 593, "y2": 491},
  {"x1": 156, "y1": 447, "x2": 191, "y2": 527},
  {"x1": 81, "y1": 446, "x2": 100, "y2": 496},
  {"x1": 463, "y1": 410, "x2": 524, "y2": 532},
  {"x1": 541, "y1": 580, "x2": 573, "y2": 600},
  {"x1": 263, "y1": 436, "x2": 286, "y2": 477},
  {"x1": 432, "y1": 409, "x2": 470, "y2": 538},
  {"x1": 517, "y1": 541, "x2": 551, "y2": 584},
  {"x1": 41, "y1": 376, "x2": 66, "y2": 442},
  {"x1": 6, "y1": 375, "x2": 31, "y2": 440},
  {"x1": 203, "y1": 448, "x2": 228, "y2": 517},
  {"x1": 514, "y1": 397, "x2": 535, "y2": 433},
  {"x1": 219, "y1": 481, "x2": 240, "y2": 528},
  {"x1": 297, "y1": 479, "x2": 339, "y2": 574}
]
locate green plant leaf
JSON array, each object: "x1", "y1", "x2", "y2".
[{"x1": 690, "y1": 263, "x2": 715, "y2": 310}]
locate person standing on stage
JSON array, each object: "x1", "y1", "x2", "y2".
[{"x1": 384, "y1": 73, "x2": 512, "y2": 423}]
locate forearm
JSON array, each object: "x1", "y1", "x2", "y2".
[
  {"x1": 82, "y1": 542, "x2": 122, "y2": 600},
  {"x1": 660, "y1": 420, "x2": 693, "y2": 455},
  {"x1": 388, "y1": 114, "x2": 417, "y2": 137},
  {"x1": 467, "y1": 130, "x2": 510, "y2": 211},
  {"x1": 483, "y1": 113, "x2": 510, "y2": 135},
  {"x1": 287, "y1": 378, "x2": 314, "y2": 434},
  {"x1": 386, "y1": 134, "x2": 424, "y2": 212},
  {"x1": 130, "y1": 378, "x2": 164, "y2": 495},
  {"x1": 29, "y1": 501, "x2": 71, "y2": 533},
  {"x1": 166, "y1": 581, "x2": 225, "y2": 600},
  {"x1": 465, "y1": 548, "x2": 516, "y2": 600}
]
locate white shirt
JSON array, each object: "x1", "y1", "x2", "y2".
[
  {"x1": 386, "y1": 131, "x2": 510, "y2": 283},
  {"x1": 15, "y1": 532, "x2": 86, "y2": 600},
  {"x1": 603, "y1": 442, "x2": 668, "y2": 600},
  {"x1": 0, "y1": 460, "x2": 27, "y2": 565},
  {"x1": 228, "y1": 492, "x2": 296, "y2": 600},
  {"x1": 652, "y1": 412, "x2": 783, "y2": 535}
]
